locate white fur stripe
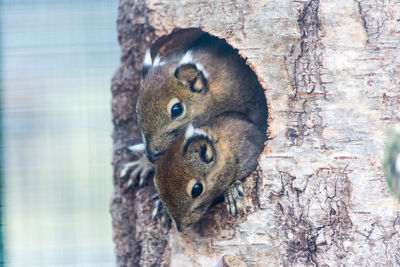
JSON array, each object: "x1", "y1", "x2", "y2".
[
  {"x1": 153, "y1": 54, "x2": 161, "y2": 66},
  {"x1": 396, "y1": 154, "x2": 400, "y2": 174},
  {"x1": 178, "y1": 50, "x2": 209, "y2": 78},
  {"x1": 128, "y1": 143, "x2": 145, "y2": 152},
  {"x1": 185, "y1": 124, "x2": 209, "y2": 140},
  {"x1": 194, "y1": 62, "x2": 209, "y2": 78},
  {"x1": 143, "y1": 49, "x2": 152, "y2": 67},
  {"x1": 180, "y1": 50, "x2": 193, "y2": 65}
]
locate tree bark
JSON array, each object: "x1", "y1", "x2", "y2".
[{"x1": 110, "y1": 0, "x2": 400, "y2": 266}]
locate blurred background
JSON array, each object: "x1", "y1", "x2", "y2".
[{"x1": 1, "y1": 0, "x2": 119, "y2": 266}]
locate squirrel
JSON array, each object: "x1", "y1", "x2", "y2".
[
  {"x1": 154, "y1": 115, "x2": 265, "y2": 232},
  {"x1": 121, "y1": 34, "x2": 268, "y2": 188}
]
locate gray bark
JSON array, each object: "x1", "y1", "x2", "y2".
[{"x1": 111, "y1": 0, "x2": 400, "y2": 266}]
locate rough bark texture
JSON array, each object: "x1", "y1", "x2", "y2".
[{"x1": 110, "y1": 0, "x2": 400, "y2": 266}]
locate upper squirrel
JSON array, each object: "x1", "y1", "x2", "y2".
[
  {"x1": 154, "y1": 115, "x2": 265, "y2": 231},
  {"x1": 137, "y1": 34, "x2": 268, "y2": 162}
]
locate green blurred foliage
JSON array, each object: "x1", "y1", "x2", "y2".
[{"x1": 384, "y1": 125, "x2": 400, "y2": 201}]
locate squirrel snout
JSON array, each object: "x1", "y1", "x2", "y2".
[{"x1": 145, "y1": 144, "x2": 162, "y2": 163}]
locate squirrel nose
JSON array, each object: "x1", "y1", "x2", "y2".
[
  {"x1": 154, "y1": 148, "x2": 162, "y2": 156},
  {"x1": 145, "y1": 151, "x2": 156, "y2": 163},
  {"x1": 145, "y1": 145, "x2": 162, "y2": 163}
]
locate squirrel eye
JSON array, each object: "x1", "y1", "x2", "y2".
[
  {"x1": 171, "y1": 102, "x2": 183, "y2": 119},
  {"x1": 191, "y1": 182, "x2": 203, "y2": 198}
]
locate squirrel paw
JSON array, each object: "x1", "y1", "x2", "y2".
[
  {"x1": 225, "y1": 181, "x2": 245, "y2": 216},
  {"x1": 151, "y1": 194, "x2": 171, "y2": 226},
  {"x1": 120, "y1": 153, "x2": 154, "y2": 188}
]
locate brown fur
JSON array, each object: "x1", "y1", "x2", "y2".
[
  {"x1": 154, "y1": 116, "x2": 265, "y2": 231},
  {"x1": 136, "y1": 35, "x2": 268, "y2": 159}
]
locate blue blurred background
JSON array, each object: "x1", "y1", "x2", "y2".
[{"x1": 1, "y1": 0, "x2": 119, "y2": 265}]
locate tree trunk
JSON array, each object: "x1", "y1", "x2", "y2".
[{"x1": 110, "y1": 0, "x2": 400, "y2": 266}]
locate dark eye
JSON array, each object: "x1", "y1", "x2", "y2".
[
  {"x1": 171, "y1": 102, "x2": 183, "y2": 119},
  {"x1": 191, "y1": 182, "x2": 203, "y2": 198}
]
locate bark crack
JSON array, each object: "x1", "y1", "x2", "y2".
[
  {"x1": 288, "y1": 0, "x2": 325, "y2": 148},
  {"x1": 355, "y1": 0, "x2": 369, "y2": 43}
]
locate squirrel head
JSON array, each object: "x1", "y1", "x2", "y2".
[
  {"x1": 136, "y1": 51, "x2": 209, "y2": 162},
  {"x1": 154, "y1": 125, "x2": 226, "y2": 232}
]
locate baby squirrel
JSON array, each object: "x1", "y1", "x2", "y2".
[
  {"x1": 121, "y1": 34, "x2": 268, "y2": 187},
  {"x1": 154, "y1": 115, "x2": 265, "y2": 231}
]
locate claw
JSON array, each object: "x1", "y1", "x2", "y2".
[
  {"x1": 150, "y1": 195, "x2": 171, "y2": 226},
  {"x1": 235, "y1": 181, "x2": 244, "y2": 196},
  {"x1": 126, "y1": 177, "x2": 134, "y2": 189},
  {"x1": 225, "y1": 191, "x2": 231, "y2": 214},
  {"x1": 120, "y1": 161, "x2": 140, "y2": 179},
  {"x1": 120, "y1": 153, "x2": 155, "y2": 189},
  {"x1": 225, "y1": 181, "x2": 245, "y2": 217},
  {"x1": 152, "y1": 197, "x2": 166, "y2": 220},
  {"x1": 152, "y1": 199, "x2": 162, "y2": 219},
  {"x1": 231, "y1": 185, "x2": 240, "y2": 201},
  {"x1": 139, "y1": 166, "x2": 153, "y2": 187},
  {"x1": 130, "y1": 167, "x2": 142, "y2": 183}
]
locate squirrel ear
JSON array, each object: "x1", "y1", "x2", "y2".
[
  {"x1": 184, "y1": 125, "x2": 215, "y2": 163},
  {"x1": 185, "y1": 138, "x2": 215, "y2": 164},
  {"x1": 174, "y1": 63, "x2": 207, "y2": 93}
]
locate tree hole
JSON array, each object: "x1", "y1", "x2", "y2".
[{"x1": 141, "y1": 28, "x2": 269, "y2": 233}]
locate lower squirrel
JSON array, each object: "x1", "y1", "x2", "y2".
[{"x1": 154, "y1": 114, "x2": 266, "y2": 232}]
